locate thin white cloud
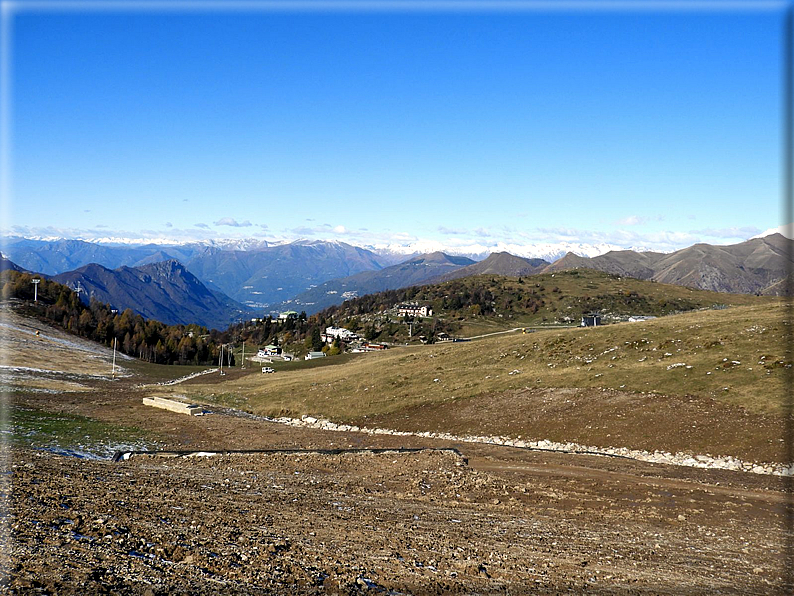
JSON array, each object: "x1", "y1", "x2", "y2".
[
  {"x1": 614, "y1": 215, "x2": 665, "y2": 226},
  {"x1": 288, "y1": 223, "x2": 352, "y2": 236},
  {"x1": 2, "y1": 220, "x2": 773, "y2": 256},
  {"x1": 214, "y1": 217, "x2": 252, "y2": 227},
  {"x1": 437, "y1": 226, "x2": 468, "y2": 235},
  {"x1": 753, "y1": 223, "x2": 794, "y2": 239},
  {"x1": 2, "y1": 224, "x2": 270, "y2": 245},
  {"x1": 615, "y1": 215, "x2": 644, "y2": 226},
  {"x1": 690, "y1": 226, "x2": 762, "y2": 238}
]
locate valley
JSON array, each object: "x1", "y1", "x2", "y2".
[{"x1": 4, "y1": 233, "x2": 791, "y2": 327}]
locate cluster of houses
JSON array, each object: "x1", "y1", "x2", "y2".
[
  {"x1": 323, "y1": 326, "x2": 388, "y2": 352},
  {"x1": 252, "y1": 323, "x2": 389, "y2": 364},
  {"x1": 580, "y1": 313, "x2": 657, "y2": 326},
  {"x1": 250, "y1": 311, "x2": 301, "y2": 325}
]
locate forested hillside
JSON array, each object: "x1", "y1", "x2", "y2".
[
  {"x1": 2, "y1": 271, "x2": 232, "y2": 366},
  {"x1": 319, "y1": 269, "x2": 771, "y2": 343}
]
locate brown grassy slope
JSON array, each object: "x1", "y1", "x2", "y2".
[
  {"x1": 175, "y1": 301, "x2": 789, "y2": 460},
  {"x1": 543, "y1": 234, "x2": 791, "y2": 295},
  {"x1": 332, "y1": 269, "x2": 772, "y2": 342}
]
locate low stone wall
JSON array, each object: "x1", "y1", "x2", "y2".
[
  {"x1": 138, "y1": 368, "x2": 218, "y2": 388},
  {"x1": 264, "y1": 414, "x2": 792, "y2": 477}
]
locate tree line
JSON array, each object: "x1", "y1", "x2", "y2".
[{"x1": 2, "y1": 271, "x2": 233, "y2": 366}]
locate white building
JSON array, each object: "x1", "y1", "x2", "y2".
[
  {"x1": 397, "y1": 303, "x2": 433, "y2": 318},
  {"x1": 323, "y1": 326, "x2": 359, "y2": 343}
]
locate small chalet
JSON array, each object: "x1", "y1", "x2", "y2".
[
  {"x1": 628, "y1": 315, "x2": 656, "y2": 322},
  {"x1": 278, "y1": 311, "x2": 299, "y2": 321},
  {"x1": 305, "y1": 351, "x2": 327, "y2": 360},
  {"x1": 259, "y1": 344, "x2": 281, "y2": 356}
]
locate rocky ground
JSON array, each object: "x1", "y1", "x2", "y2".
[{"x1": 5, "y1": 406, "x2": 793, "y2": 595}]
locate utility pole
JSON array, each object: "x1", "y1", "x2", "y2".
[
  {"x1": 241, "y1": 341, "x2": 245, "y2": 369},
  {"x1": 32, "y1": 278, "x2": 40, "y2": 302},
  {"x1": 111, "y1": 337, "x2": 117, "y2": 378}
]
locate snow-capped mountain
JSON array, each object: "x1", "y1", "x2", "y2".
[{"x1": 364, "y1": 240, "x2": 646, "y2": 263}]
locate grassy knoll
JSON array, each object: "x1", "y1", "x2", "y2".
[
  {"x1": 176, "y1": 300, "x2": 788, "y2": 418},
  {"x1": 173, "y1": 300, "x2": 790, "y2": 461},
  {"x1": 328, "y1": 269, "x2": 774, "y2": 342}
]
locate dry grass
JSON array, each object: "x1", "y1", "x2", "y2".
[{"x1": 177, "y1": 301, "x2": 789, "y2": 420}]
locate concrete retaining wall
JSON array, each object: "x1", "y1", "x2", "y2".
[{"x1": 143, "y1": 396, "x2": 204, "y2": 416}]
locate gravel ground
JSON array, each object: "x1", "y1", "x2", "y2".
[{"x1": 6, "y1": 427, "x2": 791, "y2": 594}]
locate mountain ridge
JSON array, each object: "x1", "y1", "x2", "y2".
[
  {"x1": 542, "y1": 234, "x2": 791, "y2": 295},
  {"x1": 51, "y1": 259, "x2": 253, "y2": 330},
  {"x1": 275, "y1": 251, "x2": 477, "y2": 315}
]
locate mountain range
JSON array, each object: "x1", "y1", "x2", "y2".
[
  {"x1": 51, "y1": 260, "x2": 253, "y2": 330},
  {"x1": 3, "y1": 237, "x2": 392, "y2": 307},
  {"x1": 543, "y1": 234, "x2": 791, "y2": 295},
  {"x1": 2, "y1": 237, "x2": 207, "y2": 275},
  {"x1": 4, "y1": 233, "x2": 791, "y2": 330},
  {"x1": 277, "y1": 252, "x2": 476, "y2": 315}
]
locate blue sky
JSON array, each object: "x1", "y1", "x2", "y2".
[{"x1": 3, "y1": 1, "x2": 788, "y2": 253}]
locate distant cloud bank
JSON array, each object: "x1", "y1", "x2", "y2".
[{"x1": 2, "y1": 221, "x2": 775, "y2": 259}]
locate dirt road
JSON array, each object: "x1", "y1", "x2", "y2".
[{"x1": 7, "y1": 387, "x2": 792, "y2": 594}]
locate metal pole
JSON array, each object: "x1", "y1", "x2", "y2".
[{"x1": 111, "y1": 338, "x2": 117, "y2": 378}]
